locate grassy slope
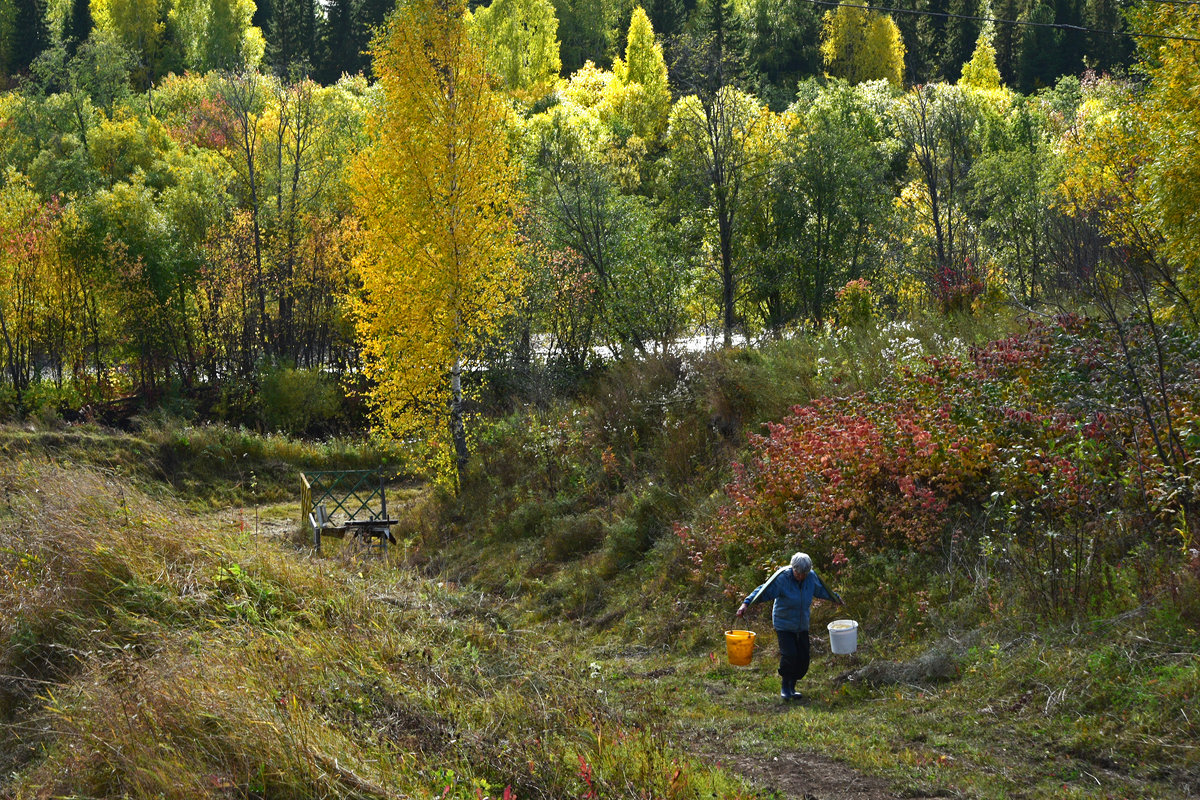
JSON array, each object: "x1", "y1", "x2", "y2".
[
  {"x1": 392, "y1": 313, "x2": 1200, "y2": 799},
  {"x1": 592, "y1": 607, "x2": 1199, "y2": 799},
  {"x1": 3, "y1": 310, "x2": 1200, "y2": 799},
  {"x1": 0, "y1": 431, "x2": 1196, "y2": 799},
  {"x1": 405, "y1": 510, "x2": 1199, "y2": 799},
  {"x1": 0, "y1": 451, "x2": 756, "y2": 799},
  {"x1": 0, "y1": 417, "x2": 397, "y2": 508}
]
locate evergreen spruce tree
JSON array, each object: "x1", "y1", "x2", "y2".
[
  {"x1": 959, "y1": 10, "x2": 1002, "y2": 89},
  {"x1": 991, "y1": 0, "x2": 1020, "y2": 82},
  {"x1": 356, "y1": 0, "x2": 394, "y2": 76},
  {"x1": 645, "y1": 0, "x2": 689, "y2": 41},
  {"x1": 319, "y1": 0, "x2": 360, "y2": 81},
  {"x1": 63, "y1": 0, "x2": 93, "y2": 57},
  {"x1": 914, "y1": 0, "x2": 948, "y2": 82},
  {"x1": 0, "y1": 0, "x2": 15, "y2": 77},
  {"x1": 682, "y1": 0, "x2": 744, "y2": 90},
  {"x1": 700, "y1": 0, "x2": 742, "y2": 66},
  {"x1": 887, "y1": 0, "x2": 925, "y2": 83},
  {"x1": 1017, "y1": 0, "x2": 1060, "y2": 91},
  {"x1": 253, "y1": 0, "x2": 274, "y2": 35},
  {"x1": 739, "y1": 0, "x2": 821, "y2": 99},
  {"x1": 552, "y1": 0, "x2": 609, "y2": 73},
  {"x1": 1084, "y1": 0, "x2": 1131, "y2": 73},
  {"x1": 12, "y1": 0, "x2": 49, "y2": 74},
  {"x1": 1055, "y1": 0, "x2": 1085, "y2": 79},
  {"x1": 938, "y1": 0, "x2": 980, "y2": 81},
  {"x1": 267, "y1": 0, "x2": 320, "y2": 75}
]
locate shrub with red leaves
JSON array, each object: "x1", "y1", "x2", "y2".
[{"x1": 681, "y1": 315, "x2": 1200, "y2": 611}]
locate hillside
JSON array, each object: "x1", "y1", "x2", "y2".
[
  {"x1": 1, "y1": 456, "x2": 759, "y2": 798},
  {"x1": 3, "y1": 314, "x2": 1198, "y2": 799},
  {"x1": 4, "y1": 0, "x2": 1200, "y2": 795},
  {"x1": 2, "y1": 445, "x2": 1197, "y2": 799}
]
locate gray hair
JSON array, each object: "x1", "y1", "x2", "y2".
[{"x1": 790, "y1": 552, "x2": 812, "y2": 573}]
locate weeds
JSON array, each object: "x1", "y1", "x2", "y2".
[
  {"x1": 0, "y1": 458, "x2": 754, "y2": 799},
  {"x1": 4, "y1": 310, "x2": 1200, "y2": 799},
  {"x1": 0, "y1": 418, "x2": 402, "y2": 508}
]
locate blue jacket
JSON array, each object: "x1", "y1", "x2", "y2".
[{"x1": 743, "y1": 567, "x2": 841, "y2": 633}]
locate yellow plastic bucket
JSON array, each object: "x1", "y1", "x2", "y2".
[{"x1": 725, "y1": 629, "x2": 756, "y2": 666}]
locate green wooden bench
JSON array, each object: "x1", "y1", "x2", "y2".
[{"x1": 301, "y1": 469, "x2": 397, "y2": 554}]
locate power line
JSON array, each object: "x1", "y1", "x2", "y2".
[{"x1": 798, "y1": 0, "x2": 1200, "y2": 43}]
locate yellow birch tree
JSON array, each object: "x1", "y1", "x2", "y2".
[
  {"x1": 820, "y1": 0, "x2": 905, "y2": 87},
  {"x1": 352, "y1": 0, "x2": 524, "y2": 484},
  {"x1": 465, "y1": 0, "x2": 562, "y2": 94},
  {"x1": 959, "y1": 18, "x2": 1002, "y2": 91},
  {"x1": 1133, "y1": 3, "x2": 1200, "y2": 306},
  {"x1": 605, "y1": 6, "x2": 672, "y2": 143}
]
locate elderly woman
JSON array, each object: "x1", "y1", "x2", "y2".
[{"x1": 736, "y1": 552, "x2": 844, "y2": 700}]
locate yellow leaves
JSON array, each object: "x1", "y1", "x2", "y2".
[
  {"x1": 562, "y1": 61, "x2": 614, "y2": 109},
  {"x1": 1055, "y1": 80, "x2": 1147, "y2": 252},
  {"x1": 466, "y1": 0, "x2": 562, "y2": 95},
  {"x1": 93, "y1": 0, "x2": 165, "y2": 58},
  {"x1": 90, "y1": 110, "x2": 173, "y2": 183},
  {"x1": 959, "y1": 21, "x2": 1002, "y2": 92},
  {"x1": 1055, "y1": 6, "x2": 1200, "y2": 306},
  {"x1": 353, "y1": 0, "x2": 526, "y2": 464},
  {"x1": 601, "y1": 80, "x2": 670, "y2": 144},
  {"x1": 618, "y1": 8, "x2": 667, "y2": 91},
  {"x1": 820, "y1": 1, "x2": 905, "y2": 87},
  {"x1": 1131, "y1": 4, "x2": 1200, "y2": 302}
]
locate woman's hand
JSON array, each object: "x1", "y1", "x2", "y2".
[{"x1": 735, "y1": 602, "x2": 748, "y2": 618}]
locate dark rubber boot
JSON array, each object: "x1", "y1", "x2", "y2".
[{"x1": 780, "y1": 678, "x2": 794, "y2": 700}]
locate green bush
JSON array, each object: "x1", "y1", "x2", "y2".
[
  {"x1": 601, "y1": 485, "x2": 680, "y2": 577},
  {"x1": 0, "y1": 385, "x2": 16, "y2": 420},
  {"x1": 544, "y1": 512, "x2": 605, "y2": 561},
  {"x1": 833, "y1": 278, "x2": 877, "y2": 329},
  {"x1": 258, "y1": 366, "x2": 343, "y2": 436},
  {"x1": 600, "y1": 519, "x2": 643, "y2": 577},
  {"x1": 214, "y1": 377, "x2": 259, "y2": 427},
  {"x1": 502, "y1": 498, "x2": 552, "y2": 539},
  {"x1": 23, "y1": 381, "x2": 85, "y2": 426},
  {"x1": 697, "y1": 339, "x2": 818, "y2": 439}
]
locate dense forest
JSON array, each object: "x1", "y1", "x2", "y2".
[
  {"x1": 0, "y1": 0, "x2": 1137, "y2": 94},
  {"x1": 1, "y1": 0, "x2": 1191, "y2": 443},
  {"x1": 3, "y1": 0, "x2": 1200, "y2": 568}
]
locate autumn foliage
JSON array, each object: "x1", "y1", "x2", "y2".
[
  {"x1": 680, "y1": 316, "x2": 1200, "y2": 610},
  {"x1": 352, "y1": 0, "x2": 525, "y2": 480}
]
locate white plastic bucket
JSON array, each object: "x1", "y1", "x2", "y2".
[{"x1": 827, "y1": 619, "x2": 858, "y2": 654}]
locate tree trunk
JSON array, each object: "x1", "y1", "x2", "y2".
[
  {"x1": 718, "y1": 197, "x2": 735, "y2": 348},
  {"x1": 450, "y1": 356, "x2": 470, "y2": 485}
]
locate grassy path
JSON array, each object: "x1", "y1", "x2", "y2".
[
  {"x1": 587, "y1": 624, "x2": 1195, "y2": 799},
  {"x1": 263, "y1": 493, "x2": 1196, "y2": 800}
]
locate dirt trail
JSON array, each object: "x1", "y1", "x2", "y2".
[
  {"x1": 214, "y1": 507, "x2": 298, "y2": 540},
  {"x1": 217, "y1": 510, "x2": 936, "y2": 798},
  {"x1": 709, "y1": 743, "x2": 942, "y2": 800},
  {"x1": 683, "y1": 684, "x2": 944, "y2": 800}
]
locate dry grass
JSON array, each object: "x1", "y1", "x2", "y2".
[
  {"x1": 0, "y1": 457, "x2": 755, "y2": 799},
  {"x1": 0, "y1": 421, "x2": 399, "y2": 510},
  {"x1": 4, "y1": 419, "x2": 1195, "y2": 799}
]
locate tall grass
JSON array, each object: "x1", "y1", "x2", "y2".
[
  {"x1": 399, "y1": 311, "x2": 1024, "y2": 629},
  {"x1": 0, "y1": 417, "x2": 404, "y2": 508},
  {"x1": 0, "y1": 458, "x2": 755, "y2": 798}
]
